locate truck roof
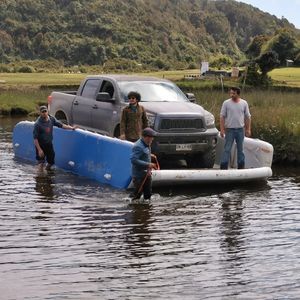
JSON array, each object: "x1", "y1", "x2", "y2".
[{"x1": 85, "y1": 74, "x2": 171, "y2": 83}]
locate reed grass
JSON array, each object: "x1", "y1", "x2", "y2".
[
  {"x1": 0, "y1": 88, "x2": 50, "y2": 115},
  {"x1": 185, "y1": 88, "x2": 300, "y2": 164}
]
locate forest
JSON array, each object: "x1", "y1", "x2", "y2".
[{"x1": 0, "y1": 0, "x2": 300, "y2": 71}]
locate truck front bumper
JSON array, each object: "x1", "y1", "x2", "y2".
[{"x1": 152, "y1": 130, "x2": 219, "y2": 156}]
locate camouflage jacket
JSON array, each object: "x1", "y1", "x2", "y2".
[{"x1": 120, "y1": 104, "x2": 148, "y2": 142}]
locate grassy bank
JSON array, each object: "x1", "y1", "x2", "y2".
[
  {"x1": 178, "y1": 86, "x2": 300, "y2": 164},
  {"x1": 269, "y1": 67, "x2": 300, "y2": 88},
  {"x1": 1, "y1": 69, "x2": 300, "y2": 164}
]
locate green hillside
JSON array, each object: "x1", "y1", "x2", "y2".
[{"x1": 0, "y1": 0, "x2": 299, "y2": 70}]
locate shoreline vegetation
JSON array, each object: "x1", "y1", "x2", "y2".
[{"x1": 1, "y1": 68, "x2": 300, "y2": 165}]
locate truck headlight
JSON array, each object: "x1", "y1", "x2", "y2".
[
  {"x1": 205, "y1": 112, "x2": 215, "y2": 127},
  {"x1": 147, "y1": 113, "x2": 156, "y2": 127}
]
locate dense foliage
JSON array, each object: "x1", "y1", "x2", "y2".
[
  {"x1": 244, "y1": 29, "x2": 300, "y2": 86},
  {"x1": 0, "y1": 0, "x2": 299, "y2": 70}
]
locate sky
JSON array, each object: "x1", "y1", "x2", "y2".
[{"x1": 237, "y1": 0, "x2": 300, "y2": 29}]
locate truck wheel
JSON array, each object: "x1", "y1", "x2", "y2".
[
  {"x1": 113, "y1": 125, "x2": 120, "y2": 138},
  {"x1": 55, "y1": 111, "x2": 68, "y2": 125},
  {"x1": 187, "y1": 149, "x2": 216, "y2": 169}
]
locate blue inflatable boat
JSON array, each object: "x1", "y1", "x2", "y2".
[{"x1": 13, "y1": 121, "x2": 273, "y2": 189}]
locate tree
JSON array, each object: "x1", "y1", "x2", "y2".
[
  {"x1": 294, "y1": 52, "x2": 300, "y2": 66},
  {"x1": 256, "y1": 51, "x2": 280, "y2": 76},
  {"x1": 264, "y1": 30, "x2": 297, "y2": 65},
  {"x1": 245, "y1": 35, "x2": 269, "y2": 59}
]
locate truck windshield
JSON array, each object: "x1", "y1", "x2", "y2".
[{"x1": 118, "y1": 81, "x2": 189, "y2": 102}]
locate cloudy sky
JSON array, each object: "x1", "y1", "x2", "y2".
[{"x1": 237, "y1": 0, "x2": 300, "y2": 29}]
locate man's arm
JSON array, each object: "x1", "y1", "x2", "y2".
[
  {"x1": 34, "y1": 138, "x2": 44, "y2": 158},
  {"x1": 62, "y1": 124, "x2": 77, "y2": 130},
  {"x1": 220, "y1": 115, "x2": 226, "y2": 138},
  {"x1": 141, "y1": 106, "x2": 148, "y2": 128},
  {"x1": 131, "y1": 146, "x2": 157, "y2": 169},
  {"x1": 245, "y1": 117, "x2": 251, "y2": 137},
  {"x1": 220, "y1": 101, "x2": 227, "y2": 138},
  {"x1": 33, "y1": 123, "x2": 44, "y2": 158},
  {"x1": 51, "y1": 115, "x2": 76, "y2": 130},
  {"x1": 120, "y1": 109, "x2": 127, "y2": 140},
  {"x1": 244, "y1": 101, "x2": 251, "y2": 137},
  {"x1": 131, "y1": 146, "x2": 149, "y2": 168}
]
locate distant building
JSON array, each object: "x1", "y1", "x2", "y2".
[
  {"x1": 204, "y1": 70, "x2": 230, "y2": 77},
  {"x1": 200, "y1": 62, "x2": 209, "y2": 75},
  {"x1": 286, "y1": 59, "x2": 294, "y2": 67},
  {"x1": 231, "y1": 67, "x2": 239, "y2": 78}
]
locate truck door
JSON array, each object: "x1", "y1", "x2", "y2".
[
  {"x1": 91, "y1": 80, "x2": 120, "y2": 136},
  {"x1": 72, "y1": 78, "x2": 102, "y2": 129}
]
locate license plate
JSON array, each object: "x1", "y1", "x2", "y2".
[{"x1": 176, "y1": 144, "x2": 192, "y2": 151}]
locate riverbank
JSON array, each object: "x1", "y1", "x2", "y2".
[{"x1": 1, "y1": 71, "x2": 300, "y2": 165}]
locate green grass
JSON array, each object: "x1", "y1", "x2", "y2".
[
  {"x1": 269, "y1": 67, "x2": 300, "y2": 87},
  {"x1": 1, "y1": 69, "x2": 300, "y2": 163},
  {"x1": 0, "y1": 89, "x2": 50, "y2": 115},
  {"x1": 0, "y1": 72, "x2": 85, "y2": 86}
]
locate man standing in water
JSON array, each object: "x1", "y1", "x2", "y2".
[
  {"x1": 220, "y1": 87, "x2": 251, "y2": 170},
  {"x1": 120, "y1": 91, "x2": 148, "y2": 142},
  {"x1": 130, "y1": 127, "x2": 158, "y2": 201},
  {"x1": 33, "y1": 105, "x2": 76, "y2": 170}
]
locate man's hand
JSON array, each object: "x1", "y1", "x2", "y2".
[
  {"x1": 149, "y1": 163, "x2": 158, "y2": 170},
  {"x1": 119, "y1": 134, "x2": 125, "y2": 140},
  {"x1": 220, "y1": 129, "x2": 225, "y2": 138},
  {"x1": 245, "y1": 129, "x2": 251, "y2": 137},
  {"x1": 38, "y1": 149, "x2": 44, "y2": 159}
]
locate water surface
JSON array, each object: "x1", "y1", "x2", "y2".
[{"x1": 1, "y1": 117, "x2": 299, "y2": 299}]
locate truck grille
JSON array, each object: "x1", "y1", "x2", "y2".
[{"x1": 159, "y1": 118, "x2": 204, "y2": 130}]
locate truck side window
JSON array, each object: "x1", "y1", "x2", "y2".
[
  {"x1": 81, "y1": 79, "x2": 101, "y2": 99},
  {"x1": 100, "y1": 80, "x2": 114, "y2": 98}
]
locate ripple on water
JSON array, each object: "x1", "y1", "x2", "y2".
[{"x1": 1, "y1": 121, "x2": 300, "y2": 299}]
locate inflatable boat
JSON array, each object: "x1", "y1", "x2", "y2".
[{"x1": 13, "y1": 121, "x2": 273, "y2": 189}]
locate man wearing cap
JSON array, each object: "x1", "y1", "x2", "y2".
[
  {"x1": 120, "y1": 91, "x2": 148, "y2": 142},
  {"x1": 130, "y1": 127, "x2": 158, "y2": 200},
  {"x1": 33, "y1": 105, "x2": 77, "y2": 170}
]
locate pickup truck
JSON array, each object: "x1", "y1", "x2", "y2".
[{"x1": 48, "y1": 75, "x2": 219, "y2": 168}]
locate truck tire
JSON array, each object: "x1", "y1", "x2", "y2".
[
  {"x1": 113, "y1": 125, "x2": 120, "y2": 138},
  {"x1": 55, "y1": 111, "x2": 68, "y2": 125},
  {"x1": 187, "y1": 148, "x2": 216, "y2": 169}
]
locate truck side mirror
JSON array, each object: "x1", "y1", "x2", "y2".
[
  {"x1": 186, "y1": 93, "x2": 196, "y2": 103},
  {"x1": 96, "y1": 92, "x2": 114, "y2": 102}
]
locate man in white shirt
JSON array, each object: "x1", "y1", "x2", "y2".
[{"x1": 220, "y1": 87, "x2": 251, "y2": 170}]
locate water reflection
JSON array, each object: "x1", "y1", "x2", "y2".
[
  {"x1": 219, "y1": 196, "x2": 245, "y2": 254},
  {"x1": 124, "y1": 203, "x2": 153, "y2": 259},
  {"x1": 34, "y1": 169, "x2": 55, "y2": 200},
  {"x1": 156, "y1": 181, "x2": 269, "y2": 198}
]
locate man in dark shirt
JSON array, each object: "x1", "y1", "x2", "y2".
[
  {"x1": 33, "y1": 105, "x2": 76, "y2": 170},
  {"x1": 130, "y1": 127, "x2": 158, "y2": 200}
]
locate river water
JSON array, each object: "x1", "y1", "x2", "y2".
[{"x1": 1, "y1": 117, "x2": 300, "y2": 300}]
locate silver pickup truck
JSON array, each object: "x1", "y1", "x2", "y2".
[{"x1": 48, "y1": 75, "x2": 218, "y2": 168}]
